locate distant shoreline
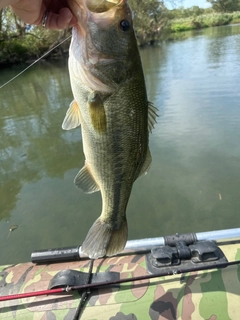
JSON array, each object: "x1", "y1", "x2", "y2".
[{"x1": 1, "y1": 11, "x2": 240, "y2": 67}]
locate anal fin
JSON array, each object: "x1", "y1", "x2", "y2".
[{"x1": 74, "y1": 165, "x2": 100, "y2": 193}]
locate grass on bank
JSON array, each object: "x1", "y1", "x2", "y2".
[{"x1": 170, "y1": 11, "x2": 240, "y2": 33}]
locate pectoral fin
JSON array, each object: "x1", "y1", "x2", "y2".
[
  {"x1": 74, "y1": 165, "x2": 100, "y2": 193},
  {"x1": 62, "y1": 100, "x2": 81, "y2": 130},
  {"x1": 88, "y1": 92, "x2": 107, "y2": 134}
]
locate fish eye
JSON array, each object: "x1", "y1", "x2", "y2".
[{"x1": 120, "y1": 20, "x2": 131, "y2": 32}]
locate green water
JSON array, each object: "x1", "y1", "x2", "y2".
[{"x1": 0, "y1": 25, "x2": 240, "y2": 264}]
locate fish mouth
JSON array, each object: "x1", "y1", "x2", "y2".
[
  {"x1": 68, "y1": 0, "x2": 131, "y2": 93},
  {"x1": 68, "y1": 0, "x2": 134, "y2": 36},
  {"x1": 68, "y1": 0, "x2": 131, "y2": 59},
  {"x1": 68, "y1": 0, "x2": 125, "y2": 17},
  {"x1": 87, "y1": 0, "x2": 123, "y2": 13},
  {"x1": 67, "y1": 0, "x2": 127, "y2": 38}
]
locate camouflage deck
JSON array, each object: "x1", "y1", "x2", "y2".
[{"x1": 0, "y1": 242, "x2": 240, "y2": 320}]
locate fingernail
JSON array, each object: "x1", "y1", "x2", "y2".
[{"x1": 69, "y1": 16, "x2": 78, "y2": 27}]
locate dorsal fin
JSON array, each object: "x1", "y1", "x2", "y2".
[
  {"x1": 148, "y1": 102, "x2": 158, "y2": 133},
  {"x1": 62, "y1": 100, "x2": 81, "y2": 130}
]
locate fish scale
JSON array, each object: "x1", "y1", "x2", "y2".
[{"x1": 63, "y1": 0, "x2": 157, "y2": 259}]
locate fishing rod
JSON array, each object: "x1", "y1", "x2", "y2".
[
  {"x1": 1, "y1": 258, "x2": 240, "y2": 302},
  {"x1": 31, "y1": 227, "x2": 240, "y2": 263}
]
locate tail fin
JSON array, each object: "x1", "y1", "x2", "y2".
[{"x1": 81, "y1": 218, "x2": 128, "y2": 259}]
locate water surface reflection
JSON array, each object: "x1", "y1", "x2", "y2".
[{"x1": 1, "y1": 25, "x2": 240, "y2": 264}]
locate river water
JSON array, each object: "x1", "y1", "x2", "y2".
[{"x1": 0, "y1": 24, "x2": 240, "y2": 264}]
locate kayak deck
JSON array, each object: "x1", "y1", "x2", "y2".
[{"x1": 0, "y1": 241, "x2": 240, "y2": 320}]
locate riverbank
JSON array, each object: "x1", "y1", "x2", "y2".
[
  {"x1": 169, "y1": 11, "x2": 240, "y2": 33},
  {"x1": 1, "y1": 11, "x2": 240, "y2": 67},
  {"x1": 0, "y1": 29, "x2": 71, "y2": 68},
  {"x1": 1, "y1": 23, "x2": 240, "y2": 264}
]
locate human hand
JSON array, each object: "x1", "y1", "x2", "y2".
[{"x1": 8, "y1": 0, "x2": 77, "y2": 29}]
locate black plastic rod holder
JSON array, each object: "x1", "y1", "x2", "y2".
[{"x1": 31, "y1": 246, "x2": 81, "y2": 264}]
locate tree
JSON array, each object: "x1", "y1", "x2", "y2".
[
  {"x1": 0, "y1": 9, "x2": 2, "y2": 33},
  {"x1": 129, "y1": 0, "x2": 172, "y2": 45},
  {"x1": 0, "y1": 6, "x2": 70, "y2": 65},
  {"x1": 206, "y1": 0, "x2": 240, "y2": 12},
  {"x1": 0, "y1": 0, "x2": 182, "y2": 63}
]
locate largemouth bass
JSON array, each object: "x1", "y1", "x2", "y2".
[{"x1": 63, "y1": 0, "x2": 157, "y2": 259}]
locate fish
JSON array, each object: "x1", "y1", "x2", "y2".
[{"x1": 63, "y1": 0, "x2": 157, "y2": 259}]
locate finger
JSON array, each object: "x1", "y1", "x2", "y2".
[{"x1": 46, "y1": 8, "x2": 77, "y2": 30}]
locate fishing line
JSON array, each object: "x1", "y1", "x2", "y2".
[
  {"x1": 0, "y1": 35, "x2": 72, "y2": 90},
  {"x1": 73, "y1": 259, "x2": 94, "y2": 320},
  {"x1": 0, "y1": 0, "x2": 121, "y2": 90}
]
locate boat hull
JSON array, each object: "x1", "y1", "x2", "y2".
[{"x1": 0, "y1": 241, "x2": 240, "y2": 319}]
